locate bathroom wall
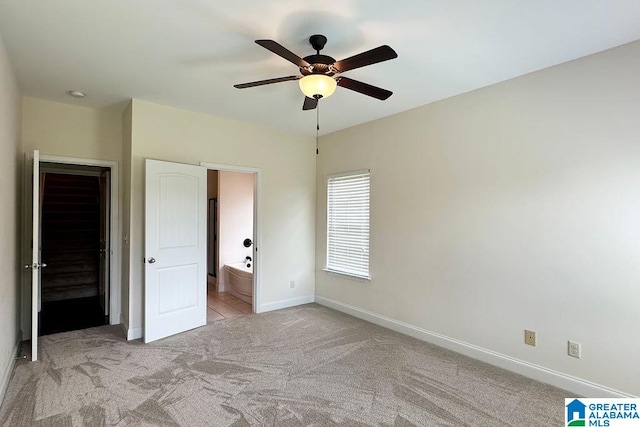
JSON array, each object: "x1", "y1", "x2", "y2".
[{"x1": 218, "y1": 171, "x2": 254, "y2": 290}]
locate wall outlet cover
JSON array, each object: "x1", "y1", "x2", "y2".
[
  {"x1": 525, "y1": 330, "x2": 536, "y2": 346},
  {"x1": 568, "y1": 341, "x2": 581, "y2": 358}
]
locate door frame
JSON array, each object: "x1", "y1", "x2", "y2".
[
  {"x1": 22, "y1": 154, "x2": 120, "y2": 342},
  {"x1": 200, "y1": 162, "x2": 262, "y2": 313}
]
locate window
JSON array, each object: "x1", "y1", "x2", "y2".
[{"x1": 326, "y1": 170, "x2": 370, "y2": 279}]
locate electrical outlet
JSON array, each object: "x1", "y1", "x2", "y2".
[
  {"x1": 568, "y1": 341, "x2": 581, "y2": 358},
  {"x1": 290, "y1": 280, "x2": 295, "y2": 289},
  {"x1": 524, "y1": 330, "x2": 536, "y2": 346}
]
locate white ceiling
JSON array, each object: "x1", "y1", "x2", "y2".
[{"x1": 1, "y1": 0, "x2": 639, "y2": 136}]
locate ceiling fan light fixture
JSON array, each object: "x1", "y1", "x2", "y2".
[{"x1": 299, "y1": 74, "x2": 337, "y2": 99}]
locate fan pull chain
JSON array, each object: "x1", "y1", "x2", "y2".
[{"x1": 316, "y1": 100, "x2": 320, "y2": 155}]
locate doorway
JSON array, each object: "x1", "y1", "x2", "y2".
[
  {"x1": 206, "y1": 169, "x2": 256, "y2": 322},
  {"x1": 24, "y1": 152, "x2": 120, "y2": 361},
  {"x1": 38, "y1": 163, "x2": 110, "y2": 335},
  {"x1": 143, "y1": 160, "x2": 261, "y2": 343}
]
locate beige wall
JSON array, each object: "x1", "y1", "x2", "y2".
[
  {"x1": 218, "y1": 171, "x2": 254, "y2": 289},
  {"x1": 121, "y1": 102, "x2": 132, "y2": 329},
  {"x1": 0, "y1": 32, "x2": 22, "y2": 404},
  {"x1": 22, "y1": 97, "x2": 122, "y2": 162},
  {"x1": 127, "y1": 100, "x2": 315, "y2": 332},
  {"x1": 316, "y1": 41, "x2": 640, "y2": 396}
]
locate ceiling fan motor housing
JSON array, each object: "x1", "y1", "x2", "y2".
[
  {"x1": 309, "y1": 34, "x2": 327, "y2": 51},
  {"x1": 302, "y1": 35, "x2": 337, "y2": 76},
  {"x1": 300, "y1": 56, "x2": 336, "y2": 76},
  {"x1": 300, "y1": 36, "x2": 337, "y2": 98}
]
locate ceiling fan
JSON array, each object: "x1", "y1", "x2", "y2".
[{"x1": 234, "y1": 34, "x2": 398, "y2": 110}]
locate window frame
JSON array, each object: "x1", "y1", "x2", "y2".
[{"x1": 324, "y1": 169, "x2": 371, "y2": 281}]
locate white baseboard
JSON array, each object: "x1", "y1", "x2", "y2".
[
  {"x1": 258, "y1": 295, "x2": 315, "y2": 313},
  {"x1": 126, "y1": 326, "x2": 143, "y2": 340},
  {"x1": 120, "y1": 316, "x2": 142, "y2": 341},
  {"x1": 0, "y1": 337, "x2": 21, "y2": 407},
  {"x1": 127, "y1": 328, "x2": 142, "y2": 341},
  {"x1": 314, "y1": 296, "x2": 635, "y2": 398},
  {"x1": 217, "y1": 274, "x2": 225, "y2": 292}
]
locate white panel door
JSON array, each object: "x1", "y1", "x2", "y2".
[
  {"x1": 144, "y1": 159, "x2": 207, "y2": 343},
  {"x1": 30, "y1": 150, "x2": 41, "y2": 361}
]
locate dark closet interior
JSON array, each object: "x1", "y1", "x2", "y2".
[{"x1": 39, "y1": 170, "x2": 109, "y2": 336}]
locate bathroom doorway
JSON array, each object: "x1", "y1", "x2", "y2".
[{"x1": 205, "y1": 166, "x2": 258, "y2": 322}]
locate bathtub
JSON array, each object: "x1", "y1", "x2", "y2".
[{"x1": 224, "y1": 262, "x2": 253, "y2": 304}]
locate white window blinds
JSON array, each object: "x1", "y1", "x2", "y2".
[{"x1": 326, "y1": 171, "x2": 370, "y2": 279}]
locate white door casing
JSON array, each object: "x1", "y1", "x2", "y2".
[
  {"x1": 144, "y1": 159, "x2": 207, "y2": 343},
  {"x1": 200, "y1": 161, "x2": 261, "y2": 312},
  {"x1": 21, "y1": 154, "x2": 120, "y2": 350},
  {"x1": 30, "y1": 150, "x2": 41, "y2": 361},
  {"x1": 99, "y1": 170, "x2": 110, "y2": 316}
]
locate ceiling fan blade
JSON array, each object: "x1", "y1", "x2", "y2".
[
  {"x1": 333, "y1": 45, "x2": 398, "y2": 73},
  {"x1": 302, "y1": 96, "x2": 318, "y2": 110},
  {"x1": 255, "y1": 40, "x2": 310, "y2": 67},
  {"x1": 234, "y1": 75, "x2": 300, "y2": 89},
  {"x1": 336, "y1": 77, "x2": 393, "y2": 100}
]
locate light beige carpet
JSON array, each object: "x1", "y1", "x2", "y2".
[{"x1": 0, "y1": 304, "x2": 568, "y2": 426}]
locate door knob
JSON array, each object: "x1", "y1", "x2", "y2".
[
  {"x1": 148, "y1": 257, "x2": 156, "y2": 264},
  {"x1": 243, "y1": 238, "x2": 253, "y2": 248},
  {"x1": 40, "y1": 263, "x2": 47, "y2": 268},
  {"x1": 24, "y1": 264, "x2": 32, "y2": 270}
]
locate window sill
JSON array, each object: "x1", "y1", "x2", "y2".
[{"x1": 323, "y1": 268, "x2": 371, "y2": 282}]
